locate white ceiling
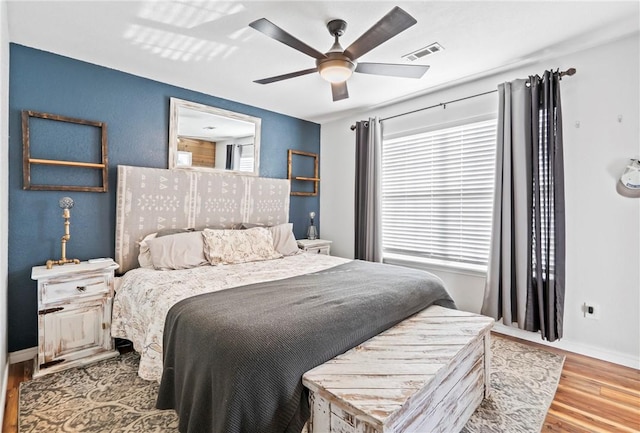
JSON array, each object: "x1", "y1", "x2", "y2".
[
  {"x1": 6, "y1": 1, "x2": 640, "y2": 123},
  {"x1": 178, "y1": 104, "x2": 257, "y2": 141}
]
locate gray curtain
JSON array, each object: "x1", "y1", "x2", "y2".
[
  {"x1": 482, "y1": 70, "x2": 566, "y2": 342},
  {"x1": 225, "y1": 144, "x2": 242, "y2": 170},
  {"x1": 354, "y1": 117, "x2": 383, "y2": 262}
]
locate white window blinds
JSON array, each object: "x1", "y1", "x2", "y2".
[
  {"x1": 238, "y1": 145, "x2": 254, "y2": 172},
  {"x1": 381, "y1": 118, "x2": 497, "y2": 267}
]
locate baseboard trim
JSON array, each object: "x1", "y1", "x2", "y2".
[
  {"x1": 493, "y1": 323, "x2": 639, "y2": 369},
  {"x1": 0, "y1": 362, "x2": 8, "y2": 429},
  {"x1": 8, "y1": 347, "x2": 36, "y2": 364}
]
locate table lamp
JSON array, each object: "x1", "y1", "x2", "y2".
[
  {"x1": 307, "y1": 211, "x2": 318, "y2": 240},
  {"x1": 46, "y1": 196, "x2": 81, "y2": 269}
]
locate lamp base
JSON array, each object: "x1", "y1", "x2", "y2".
[
  {"x1": 307, "y1": 225, "x2": 318, "y2": 241},
  {"x1": 46, "y1": 258, "x2": 81, "y2": 270}
]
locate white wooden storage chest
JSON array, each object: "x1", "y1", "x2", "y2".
[{"x1": 302, "y1": 305, "x2": 494, "y2": 433}]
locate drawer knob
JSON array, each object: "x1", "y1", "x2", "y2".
[{"x1": 76, "y1": 286, "x2": 87, "y2": 292}]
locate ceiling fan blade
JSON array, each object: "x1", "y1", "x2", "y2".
[
  {"x1": 254, "y1": 68, "x2": 318, "y2": 85},
  {"x1": 344, "y1": 7, "x2": 417, "y2": 60},
  {"x1": 331, "y1": 82, "x2": 349, "y2": 101},
  {"x1": 249, "y1": 18, "x2": 327, "y2": 60},
  {"x1": 355, "y1": 62, "x2": 429, "y2": 78}
]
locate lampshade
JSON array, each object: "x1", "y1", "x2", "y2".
[
  {"x1": 318, "y1": 59, "x2": 355, "y2": 83},
  {"x1": 59, "y1": 196, "x2": 74, "y2": 209}
]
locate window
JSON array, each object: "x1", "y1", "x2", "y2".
[
  {"x1": 533, "y1": 107, "x2": 556, "y2": 275},
  {"x1": 381, "y1": 118, "x2": 497, "y2": 269},
  {"x1": 238, "y1": 145, "x2": 254, "y2": 172}
]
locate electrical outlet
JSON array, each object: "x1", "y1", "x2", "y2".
[{"x1": 582, "y1": 302, "x2": 600, "y2": 320}]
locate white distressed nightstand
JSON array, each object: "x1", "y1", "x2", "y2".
[
  {"x1": 297, "y1": 239, "x2": 332, "y2": 255},
  {"x1": 31, "y1": 259, "x2": 120, "y2": 377}
]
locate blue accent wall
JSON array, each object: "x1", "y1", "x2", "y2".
[{"x1": 8, "y1": 44, "x2": 320, "y2": 352}]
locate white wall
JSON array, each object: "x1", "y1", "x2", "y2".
[
  {"x1": 321, "y1": 33, "x2": 640, "y2": 368},
  {"x1": 0, "y1": 0, "x2": 10, "y2": 424}
]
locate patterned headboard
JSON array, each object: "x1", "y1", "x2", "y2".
[{"x1": 115, "y1": 165, "x2": 290, "y2": 273}]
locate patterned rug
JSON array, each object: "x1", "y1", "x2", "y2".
[
  {"x1": 19, "y1": 335, "x2": 564, "y2": 433},
  {"x1": 461, "y1": 335, "x2": 564, "y2": 433}
]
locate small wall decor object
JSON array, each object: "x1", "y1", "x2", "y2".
[
  {"x1": 287, "y1": 149, "x2": 319, "y2": 196},
  {"x1": 22, "y1": 110, "x2": 108, "y2": 192},
  {"x1": 618, "y1": 159, "x2": 640, "y2": 198},
  {"x1": 46, "y1": 197, "x2": 81, "y2": 269},
  {"x1": 307, "y1": 211, "x2": 318, "y2": 240}
]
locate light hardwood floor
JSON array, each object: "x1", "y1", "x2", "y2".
[
  {"x1": 499, "y1": 334, "x2": 639, "y2": 433},
  {"x1": 3, "y1": 335, "x2": 639, "y2": 433}
]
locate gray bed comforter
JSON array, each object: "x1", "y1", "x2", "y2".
[{"x1": 156, "y1": 260, "x2": 456, "y2": 433}]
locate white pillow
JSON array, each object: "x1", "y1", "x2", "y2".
[
  {"x1": 145, "y1": 231, "x2": 208, "y2": 270},
  {"x1": 267, "y1": 223, "x2": 300, "y2": 256},
  {"x1": 202, "y1": 227, "x2": 283, "y2": 265},
  {"x1": 137, "y1": 228, "x2": 200, "y2": 269},
  {"x1": 137, "y1": 232, "x2": 157, "y2": 269}
]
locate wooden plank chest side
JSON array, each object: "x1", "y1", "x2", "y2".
[{"x1": 302, "y1": 306, "x2": 494, "y2": 433}]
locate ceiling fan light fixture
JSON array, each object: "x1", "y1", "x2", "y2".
[
  {"x1": 318, "y1": 58, "x2": 356, "y2": 83},
  {"x1": 251, "y1": 7, "x2": 426, "y2": 100}
]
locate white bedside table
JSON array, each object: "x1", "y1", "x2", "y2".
[
  {"x1": 31, "y1": 259, "x2": 120, "y2": 377},
  {"x1": 297, "y1": 239, "x2": 332, "y2": 255}
]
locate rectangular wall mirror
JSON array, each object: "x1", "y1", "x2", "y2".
[{"x1": 168, "y1": 97, "x2": 261, "y2": 176}]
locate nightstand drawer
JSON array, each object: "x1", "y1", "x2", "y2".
[
  {"x1": 42, "y1": 275, "x2": 109, "y2": 304},
  {"x1": 308, "y1": 246, "x2": 330, "y2": 255},
  {"x1": 297, "y1": 239, "x2": 332, "y2": 256}
]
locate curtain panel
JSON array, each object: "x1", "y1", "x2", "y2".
[
  {"x1": 482, "y1": 71, "x2": 566, "y2": 342},
  {"x1": 354, "y1": 118, "x2": 383, "y2": 262}
]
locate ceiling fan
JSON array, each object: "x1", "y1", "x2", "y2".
[{"x1": 249, "y1": 6, "x2": 430, "y2": 101}]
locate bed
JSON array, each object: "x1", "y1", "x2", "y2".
[{"x1": 110, "y1": 165, "x2": 486, "y2": 433}]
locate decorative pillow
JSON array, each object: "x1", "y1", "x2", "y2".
[
  {"x1": 145, "y1": 231, "x2": 208, "y2": 270},
  {"x1": 267, "y1": 223, "x2": 300, "y2": 256},
  {"x1": 137, "y1": 232, "x2": 158, "y2": 269},
  {"x1": 202, "y1": 227, "x2": 283, "y2": 265}
]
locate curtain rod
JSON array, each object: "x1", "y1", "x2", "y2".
[{"x1": 349, "y1": 67, "x2": 576, "y2": 130}]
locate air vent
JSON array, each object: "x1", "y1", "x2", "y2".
[{"x1": 402, "y1": 42, "x2": 444, "y2": 61}]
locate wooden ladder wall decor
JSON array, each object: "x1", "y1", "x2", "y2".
[
  {"x1": 287, "y1": 149, "x2": 319, "y2": 196},
  {"x1": 22, "y1": 110, "x2": 108, "y2": 192}
]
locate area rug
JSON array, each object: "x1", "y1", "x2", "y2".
[
  {"x1": 19, "y1": 335, "x2": 564, "y2": 433},
  {"x1": 460, "y1": 335, "x2": 564, "y2": 433}
]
